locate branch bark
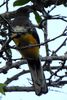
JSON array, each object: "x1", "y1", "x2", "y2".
[
  {"x1": 0, "y1": 60, "x2": 27, "y2": 74},
  {"x1": 0, "y1": 56, "x2": 67, "y2": 74},
  {"x1": 4, "y1": 80, "x2": 67, "y2": 92},
  {"x1": 33, "y1": 0, "x2": 67, "y2": 7}
]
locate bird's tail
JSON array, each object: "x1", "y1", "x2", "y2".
[{"x1": 28, "y1": 58, "x2": 48, "y2": 96}]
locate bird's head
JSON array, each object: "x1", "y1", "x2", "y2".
[{"x1": 16, "y1": 6, "x2": 32, "y2": 17}]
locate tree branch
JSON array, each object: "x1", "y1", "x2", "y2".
[
  {"x1": 4, "y1": 70, "x2": 30, "y2": 85},
  {"x1": 0, "y1": 56, "x2": 67, "y2": 74},
  {"x1": 34, "y1": 0, "x2": 67, "y2": 7},
  {"x1": 4, "y1": 80, "x2": 67, "y2": 92},
  {"x1": 4, "y1": 86, "x2": 34, "y2": 92},
  {"x1": 0, "y1": 60, "x2": 27, "y2": 74}
]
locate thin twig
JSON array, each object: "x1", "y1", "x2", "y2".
[
  {"x1": 52, "y1": 38, "x2": 67, "y2": 54},
  {"x1": 6, "y1": 0, "x2": 9, "y2": 12},
  {"x1": 4, "y1": 70, "x2": 30, "y2": 85},
  {"x1": 48, "y1": 0, "x2": 59, "y2": 13},
  {"x1": 0, "y1": 14, "x2": 13, "y2": 30},
  {"x1": 0, "y1": 0, "x2": 9, "y2": 7}
]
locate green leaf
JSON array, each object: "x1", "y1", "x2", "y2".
[
  {"x1": 0, "y1": 83, "x2": 6, "y2": 95},
  {"x1": 0, "y1": 88, "x2": 5, "y2": 95},
  {"x1": 34, "y1": 12, "x2": 42, "y2": 24},
  {"x1": 13, "y1": 0, "x2": 30, "y2": 6},
  {"x1": 0, "y1": 83, "x2": 6, "y2": 87}
]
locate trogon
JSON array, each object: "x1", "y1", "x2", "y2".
[{"x1": 11, "y1": 6, "x2": 48, "y2": 96}]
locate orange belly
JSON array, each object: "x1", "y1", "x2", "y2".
[{"x1": 13, "y1": 33, "x2": 39, "y2": 59}]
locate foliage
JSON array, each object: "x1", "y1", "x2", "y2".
[
  {"x1": 13, "y1": 0, "x2": 31, "y2": 6},
  {"x1": 0, "y1": 83, "x2": 6, "y2": 95},
  {"x1": 33, "y1": 11, "x2": 42, "y2": 24},
  {"x1": 13, "y1": 0, "x2": 42, "y2": 24}
]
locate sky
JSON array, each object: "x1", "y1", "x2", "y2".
[{"x1": 0, "y1": 0, "x2": 67, "y2": 100}]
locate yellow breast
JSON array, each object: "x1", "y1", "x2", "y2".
[{"x1": 13, "y1": 33, "x2": 39, "y2": 59}]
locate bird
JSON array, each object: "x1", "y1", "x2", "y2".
[{"x1": 11, "y1": 6, "x2": 48, "y2": 96}]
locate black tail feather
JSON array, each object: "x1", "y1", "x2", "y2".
[{"x1": 27, "y1": 58, "x2": 48, "y2": 96}]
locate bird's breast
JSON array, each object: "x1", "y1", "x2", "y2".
[{"x1": 13, "y1": 33, "x2": 39, "y2": 59}]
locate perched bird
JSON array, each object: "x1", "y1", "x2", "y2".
[{"x1": 11, "y1": 6, "x2": 48, "y2": 96}]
